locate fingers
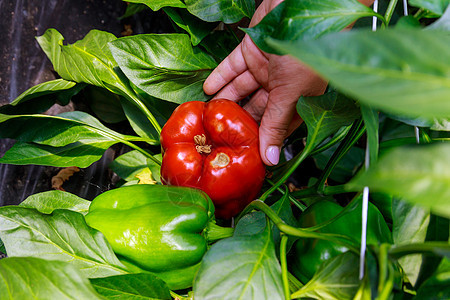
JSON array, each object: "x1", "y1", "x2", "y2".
[
  {"x1": 243, "y1": 88, "x2": 268, "y2": 122},
  {"x1": 203, "y1": 43, "x2": 247, "y2": 95},
  {"x1": 213, "y1": 70, "x2": 261, "y2": 101},
  {"x1": 259, "y1": 86, "x2": 300, "y2": 166}
]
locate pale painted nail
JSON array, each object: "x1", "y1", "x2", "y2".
[{"x1": 266, "y1": 146, "x2": 280, "y2": 166}]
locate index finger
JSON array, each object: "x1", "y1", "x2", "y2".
[{"x1": 203, "y1": 42, "x2": 248, "y2": 95}]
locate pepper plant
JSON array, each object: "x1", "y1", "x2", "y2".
[{"x1": 0, "y1": 0, "x2": 449, "y2": 299}]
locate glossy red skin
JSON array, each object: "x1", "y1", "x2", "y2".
[{"x1": 161, "y1": 100, "x2": 266, "y2": 219}]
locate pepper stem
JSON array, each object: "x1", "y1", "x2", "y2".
[
  {"x1": 204, "y1": 221, "x2": 234, "y2": 243},
  {"x1": 194, "y1": 134, "x2": 212, "y2": 154}
]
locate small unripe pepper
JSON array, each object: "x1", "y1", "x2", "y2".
[
  {"x1": 291, "y1": 200, "x2": 392, "y2": 283},
  {"x1": 85, "y1": 185, "x2": 233, "y2": 290}
]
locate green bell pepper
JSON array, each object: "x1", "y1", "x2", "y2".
[
  {"x1": 85, "y1": 184, "x2": 233, "y2": 290},
  {"x1": 290, "y1": 197, "x2": 392, "y2": 283}
]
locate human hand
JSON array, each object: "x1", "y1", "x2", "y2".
[{"x1": 203, "y1": 0, "x2": 328, "y2": 166}]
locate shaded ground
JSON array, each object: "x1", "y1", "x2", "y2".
[{"x1": 0, "y1": 0, "x2": 172, "y2": 205}]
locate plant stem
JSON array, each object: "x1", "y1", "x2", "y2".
[
  {"x1": 245, "y1": 200, "x2": 360, "y2": 253},
  {"x1": 266, "y1": 179, "x2": 307, "y2": 211},
  {"x1": 413, "y1": 8, "x2": 427, "y2": 19},
  {"x1": 315, "y1": 119, "x2": 365, "y2": 194},
  {"x1": 123, "y1": 85, "x2": 162, "y2": 135},
  {"x1": 118, "y1": 139, "x2": 162, "y2": 166},
  {"x1": 260, "y1": 145, "x2": 312, "y2": 202},
  {"x1": 290, "y1": 184, "x2": 348, "y2": 198},
  {"x1": 309, "y1": 125, "x2": 352, "y2": 156},
  {"x1": 280, "y1": 235, "x2": 290, "y2": 300},
  {"x1": 388, "y1": 242, "x2": 450, "y2": 259},
  {"x1": 384, "y1": 0, "x2": 399, "y2": 26},
  {"x1": 205, "y1": 222, "x2": 234, "y2": 243},
  {"x1": 377, "y1": 264, "x2": 395, "y2": 300},
  {"x1": 378, "y1": 243, "x2": 390, "y2": 295}
]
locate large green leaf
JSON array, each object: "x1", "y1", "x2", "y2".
[
  {"x1": 125, "y1": 0, "x2": 185, "y2": 11},
  {"x1": 164, "y1": 7, "x2": 218, "y2": 46},
  {"x1": 0, "y1": 111, "x2": 137, "y2": 146},
  {"x1": 268, "y1": 29, "x2": 450, "y2": 119},
  {"x1": 193, "y1": 227, "x2": 285, "y2": 299},
  {"x1": 244, "y1": 0, "x2": 377, "y2": 53},
  {"x1": 297, "y1": 92, "x2": 360, "y2": 150},
  {"x1": 0, "y1": 257, "x2": 103, "y2": 300},
  {"x1": 36, "y1": 29, "x2": 121, "y2": 92},
  {"x1": 109, "y1": 34, "x2": 217, "y2": 103},
  {"x1": 185, "y1": 0, "x2": 255, "y2": 23},
  {"x1": 409, "y1": 0, "x2": 449, "y2": 15},
  {"x1": 0, "y1": 111, "x2": 150, "y2": 167},
  {"x1": 291, "y1": 252, "x2": 359, "y2": 299},
  {"x1": 347, "y1": 143, "x2": 450, "y2": 219},
  {"x1": 0, "y1": 79, "x2": 83, "y2": 115},
  {"x1": 90, "y1": 273, "x2": 171, "y2": 300},
  {"x1": 393, "y1": 199, "x2": 430, "y2": 285},
  {"x1": 0, "y1": 141, "x2": 116, "y2": 168},
  {"x1": 19, "y1": 190, "x2": 91, "y2": 215},
  {"x1": 0, "y1": 207, "x2": 127, "y2": 278},
  {"x1": 36, "y1": 29, "x2": 161, "y2": 134}
]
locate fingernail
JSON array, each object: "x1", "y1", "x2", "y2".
[{"x1": 266, "y1": 146, "x2": 280, "y2": 165}]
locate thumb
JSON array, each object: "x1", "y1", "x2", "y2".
[{"x1": 258, "y1": 89, "x2": 299, "y2": 166}]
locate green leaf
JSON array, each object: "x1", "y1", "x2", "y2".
[
  {"x1": 164, "y1": 7, "x2": 218, "y2": 46},
  {"x1": 361, "y1": 105, "x2": 379, "y2": 165},
  {"x1": 84, "y1": 86, "x2": 126, "y2": 124},
  {"x1": 268, "y1": 29, "x2": 450, "y2": 119},
  {"x1": 199, "y1": 30, "x2": 240, "y2": 63},
  {"x1": 409, "y1": 0, "x2": 449, "y2": 16},
  {"x1": 234, "y1": 192, "x2": 299, "y2": 253},
  {"x1": 0, "y1": 141, "x2": 116, "y2": 168},
  {"x1": 0, "y1": 111, "x2": 147, "y2": 167},
  {"x1": 347, "y1": 143, "x2": 450, "y2": 219},
  {"x1": 109, "y1": 34, "x2": 217, "y2": 103},
  {"x1": 0, "y1": 111, "x2": 132, "y2": 146},
  {"x1": 119, "y1": 97, "x2": 159, "y2": 141},
  {"x1": 185, "y1": 0, "x2": 255, "y2": 23},
  {"x1": 393, "y1": 199, "x2": 430, "y2": 285},
  {"x1": 291, "y1": 252, "x2": 359, "y2": 299},
  {"x1": 114, "y1": 36, "x2": 215, "y2": 101},
  {"x1": 110, "y1": 150, "x2": 157, "y2": 182},
  {"x1": 297, "y1": 91, "x2": 360, "y2": 150},
  {"x1": 313, "y1": 145, "x2": 365, "y2": 183},
  {"x1": 244, "y1": 0, "x2": 377, "y2": 53},
  {"x1": 36, "y1": 29, "x2": 120, "y2": 92},
  {"x1": 0, "y1": 79, "x2": 83, "y2": 115},
  {"x1": 19, "y1": 190, "x2": 91, "y2": 215},
  {"x1": 0, "y1": 257, "x2": 103, "y2": 300},
  {"x1": 193, "y1": 227, "x2": 285, "y2": 299},
  {"x1": 0, "y1": 238, "x2": 5, "y2": 254},
  {"x1": 126, "y1": 0, "x2": 185, "y2": 11},
  {"x1": 90, "y1": 273, "x2": 171, "y2": 300},
  {"x1": 0, "y1": 207, "x2": 127, "y2": 278},
  {"x1": 428, "y1": 6, "x2": 450, "y2": 30},
  {"x1": 415, "y1": 258, "x2": 450, "y2": 299},
  {"x1": 119, "y1": 3, "x2": 148, "y2": 19},
  {"x1": 36, "y1": 29, "x2": 161, "y2": 134}
]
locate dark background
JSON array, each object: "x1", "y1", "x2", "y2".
[{"x1": 0, "y1": 0, "x2": 172, "y2": 205}]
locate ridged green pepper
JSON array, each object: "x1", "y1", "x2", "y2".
[
  {"x1": 85, "y1": 184, "x2": 233, "y2": 290},
  {"x1": 291, "y1": 198, "x2": 392, "y2": 283}
]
